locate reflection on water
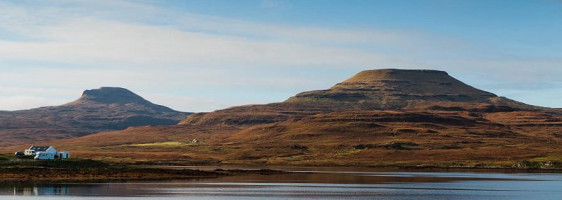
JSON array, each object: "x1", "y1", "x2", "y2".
[
  {"x1": 12, "y1": 185, "x2": 69, "y2": 196},
  {"x1": 1, "y1": 170, "x2": 562, "y2": 199}
]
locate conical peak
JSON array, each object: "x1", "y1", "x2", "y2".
[{"x1": 343, "y1": 69, "x2": 450, "y2": 83}]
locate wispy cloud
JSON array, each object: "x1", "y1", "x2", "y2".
[
  {"x1": 0, "y1": 1, "x2": 417, "y2": 68},
  {"x1": 0, "y1": 18, "x2": 396, "y2": 67},
  {"x1": 0, "y1": 0, "x2": 423, "y2": 112},
  {"x1": 0, "y1": 0, "x2": 560, "y2": 111}
]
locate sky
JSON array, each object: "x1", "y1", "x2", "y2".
[{"x1": 0, "y1": 0, "x2": 561, "y2": 112}]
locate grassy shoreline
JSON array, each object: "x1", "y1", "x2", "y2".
[
  {"x1": 1, "y1": 154, "x2": 561, "y2": 183},
  {"x1": 0, "y1": 155, "x2": 281, "y2": 183},
  {"x1": 145, "y1": 163, "x2": 562, "y2": 173}
]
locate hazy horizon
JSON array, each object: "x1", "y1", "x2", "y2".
[{"x1": 1, "y1": 0, "x2": 561, "y2": 112}]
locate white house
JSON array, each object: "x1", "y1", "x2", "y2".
[
  {"x1": 23, "y1": 146, "x2": 70, "y2": 160},
  {"x1": 24, "y1": 146, "x2": 56, "y2": 156}
]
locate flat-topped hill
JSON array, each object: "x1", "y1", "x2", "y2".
[
  {"x1": 286, "y1": 69, "x2": 499, "y2": 110},
  {"x1": 74, "y1": 87, "x2": 152, "y2": 104},
  {"x1": 181, "y1": 69, "x2": 541, "y2": 126},
  {"x1": 337, "y1": 69, "x2": 494, "y2": 96},
  {"x1": 343, "y1": 69, "x2": 448, "y2": 82}
]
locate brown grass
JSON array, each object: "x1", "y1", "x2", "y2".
[{"x1": 3, "y1": 108, "x2": 560, "y2": 169}]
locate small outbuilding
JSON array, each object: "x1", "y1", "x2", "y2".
[
  {"x1": 35, "y1": 152, "x2": 55, "y2": 160},
  {"x1": 56, "y1": 151, "x2": 70, "y2": 159}
]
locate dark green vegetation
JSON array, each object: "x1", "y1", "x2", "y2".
[
  {"x1": 0, "y1": 87, "x2": 190, "y2": 147},
  {"x1": 0, "y1": 154, "x2": 281, "y2": 183},
  {"x1": 1, "y1": 154, "x2": 110, "y2": 168}
]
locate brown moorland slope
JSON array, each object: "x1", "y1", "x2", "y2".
[
  {"x1": 0, "y1": 87, "x2": 190, "y2": 147},
  {"x1": 4, "y1": 69, "x2": 561, "y2": 168},
  {"x1": 179, "y1": 69, "x2": 549, "y2": 127}
]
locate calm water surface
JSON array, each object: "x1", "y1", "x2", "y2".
[{"x1": 1, "y1": 168, "x2": 561, "y2": 200}]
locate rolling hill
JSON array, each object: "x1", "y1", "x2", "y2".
[
  {"x1": 0, "y1": 87, "x2": 190, "y2": 147},
  {"x1": 3, "y1": 70, "x2": 561, "y2": 168}
]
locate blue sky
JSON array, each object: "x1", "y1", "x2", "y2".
[{"x1": 0, "y1": 0, "x2": 561, "y2": 111}]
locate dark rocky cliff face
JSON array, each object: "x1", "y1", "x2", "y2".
[{"x1": 0, "y1": 87, "x2": 190, "y2": 146}]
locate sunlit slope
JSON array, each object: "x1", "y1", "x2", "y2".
[{"x1": 6, "y1": 70, "x2": 560, "y2": 167}]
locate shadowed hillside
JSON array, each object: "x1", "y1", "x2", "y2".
[{"x1": 0, "y1": 87, "x2": 190, "y2": 147}]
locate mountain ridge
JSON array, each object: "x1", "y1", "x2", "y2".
[{"x1": 23, "y1": 69, "x2": 561, "y2": 167}]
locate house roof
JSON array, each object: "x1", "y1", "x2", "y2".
[{"x1": 29, "y1": 146, "x2": 51, "y2": 151}]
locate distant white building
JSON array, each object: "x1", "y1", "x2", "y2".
[{"x1": 23, "y1": 146, "x2": 70, "y2": 160}]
